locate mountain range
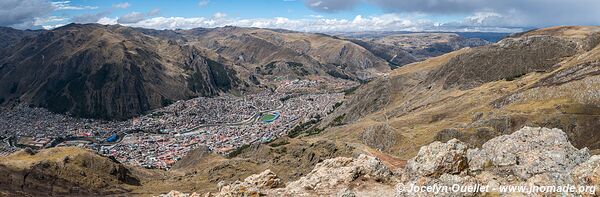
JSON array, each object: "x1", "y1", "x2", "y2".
[
  {"x1": 0, "y1": 24, "x2": 489, "y2": 120},
  {"x1": 2, "y1": 25, "x2": 599, "y2": 196}
]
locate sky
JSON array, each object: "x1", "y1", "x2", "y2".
[{"x1": 2, "y1": 0, "x2": 600, "y2": 32}]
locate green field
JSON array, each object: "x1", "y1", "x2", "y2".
[{"x1": 261, "y1": 114, "x2": 277, "y2": 122}]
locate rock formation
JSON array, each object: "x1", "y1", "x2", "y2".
[
  {"x1": 397, "y1": 127, "x2": 598, "y2": 196},
  {"x1": 161, "y1": 127, "x2": 600, "y2": 196}
]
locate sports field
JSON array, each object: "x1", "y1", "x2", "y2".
[{"x1": 260, "y1": 112, "x2": 280, "y2": 123}]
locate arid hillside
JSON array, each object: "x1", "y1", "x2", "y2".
[
  {"x1": 0, "y1": 24, "x2": 489, "y2": 120},
  {"x1": 0, "y1": 147, "x2": 148, "y2": 196},
  {"x1": 0, "y1": 24, "x2": 241, "y2": 119},
  {"x1": 347, "y1": 33, "x2": 490, "y2": 67},
  {"x1": 317, "y1": 26, "x2": 600, "y2": 159},
  {"x1": 0, "y1": 26, "x2": 599, "y2": 197},
  {"x1": 182, "y1": 27, "x2": 392, "y2": 82}
]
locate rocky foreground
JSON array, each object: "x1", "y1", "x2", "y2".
[{"x1": 160, "y1": 127, "x2": 600, "y2": 196}]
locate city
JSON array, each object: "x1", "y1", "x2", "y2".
[{"x1": 0, "y1": 79, "x2": 350, "y2": 169}]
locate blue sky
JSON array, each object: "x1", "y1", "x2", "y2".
[
  {"x1": 3, "y1": 0, "x2": 600, "y2": 32},
  {"x1": 53, "y1": 0, "x2": 382, "y2": 19}
]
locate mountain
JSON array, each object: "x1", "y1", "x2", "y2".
[
  {"x1": 318, "y1": 26, "x2": 600, "y2": 158},
  {"x1": 338, "y1": 32, "x2": 490, "y2": 67},
  {"x1": 0, "y1": 24, "x2": 483, "y2": 120},
  {"x1": 0, "y1": 24, "x2": 241, "y2": 119},
  {"x1": 333, "y1": 31, "x2": 510, "y2": 42},
  {"x1": 181, "y1": 27, "x2": 392, "y2": 81},
  {"x1": 1, "y1": 26, "x2": 600, "y2": 197},
  {"x1": 0, "y1": 27, "x2": 44, "y2": 49}
]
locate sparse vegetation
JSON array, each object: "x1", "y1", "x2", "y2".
[
  {"x1": 225, "y1": 144, "x2": 251, "y2": 158},
  {"x1": 330, "y1": 114, "x2": 346, "y2": 126},
  {"x1": 288, "y1": 115, "x2": 322, "y2": 138},
  {"x1": 343, "y1": 86, "x2": 359, "y2": 95}
]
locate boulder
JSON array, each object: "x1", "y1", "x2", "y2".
[
  {"x1": 337, "y1": 188, "x2": 356, "y2": 197},
  {"x1": 285, "y1": 154, "x2": 392, "y2": 192},
  {"x1": 158, "y1": 190, "x2": 201, "y2": 197},
  {"x1": 215, "y1": 170, "x2": 282, "y2": 197},
  {"x1": 571, "y1": 155, "x2": 600, "y2": 196},
  {"x1": 405, "y1": 139, "x2": 469, "y2": 179},
  {"x1": 468, "y1": 127, "x2": 590, "y2": 179}
]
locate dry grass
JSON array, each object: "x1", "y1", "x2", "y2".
[
  {"x1": 524, "y1": 26, "x2": 600, "y2": 39},
  {"x1": 1, "y1": 147, "x2": 92, "y2": 169},
  {"x1": 317, "y1": 26, "x2": 600, "y2": 160}
]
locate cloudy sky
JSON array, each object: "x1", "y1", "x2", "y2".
[{"x1": 2, "y1": 0, "x2": 600, "y2": 32}]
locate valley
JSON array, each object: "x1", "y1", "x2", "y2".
[
  {"x1": 0, "y1": 24, "x2": 487, "y2": 170},
  {"x1": 1, "y1": 23, "x2": 599, "y2": 197}
]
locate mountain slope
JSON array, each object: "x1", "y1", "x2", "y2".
[
  {"x1": 0, "y1": 24, "x2": 241, "y2": 119},
  {"x1": 182, "y1": 27, "x2": 392, "y2": 81},
  {"x1": 0, "y1": 147, "x2": 144, "y2": 196},
  {"x1": 0, "y1": 27, "x2": 44, "y2": 49},
  {"x1": 346, "y1": 33, "x2": 490, "y2": 67},
  {"x1": 0, "y1": 24, "x2": 486, "y2": 119},
  {"x1": 318, "y1": 26, "x2": 600, "y2": 159}
]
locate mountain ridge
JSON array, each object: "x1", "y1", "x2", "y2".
[
  {"x1": 0, "y1": 23, "x2": 486, "y2": 119},
  {"x1": 0, "y1": 25, "x2": 599, "y2": 196}
]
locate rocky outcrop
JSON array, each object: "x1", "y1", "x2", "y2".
[
  {"x1": 215, "y1": 170, "x2": 282, "y2": 197},
  {"x1": 360, "y1": 124, "x2": 402, "y2": 152},
  {"x1": 204, "y1": 154, "x2": 392, "y2": 196},
  {"x1": 467, "y1": 127, "x2": 590, "y2": 179},
  {"x1": 283, "y1": 154, "x2": 392, "y2": 191},
  {"x1": 405, "y1": 139, "x2": 469, "y2": 178},
  {"x1": 177, "y1": 127, "x2": 600, "y2": 196},
  {"x1": 158, "y1": 190, "x2": 202, "y2": 197},
  {"x1": 397, "y1": 127, "x2": 598, "y2": 196}
]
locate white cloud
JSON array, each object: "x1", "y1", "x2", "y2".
[
  {"x1": 112, "y1": 2, "x2": 130, "y2": 9},
  {"x1": 72, "y1": 11, "x2": 110, "y2": 23},
  {"x1": 33, "y1": 16, "x2": 67, "y2": 26},
  {"x1": 305, "y1": 0, "x2": 359, "y2": 12},
  {"x1": 198, "y1": 0, "x2": 210, "y2": 7},
  {"x1": 97, "y1": 17, "x2": 118, "y2": 25},
  {"x1": 106, "y1": 14, "x2": 522, "y2": 32},
  {"x1": 308, "y1": 0, "x2": 600, "y2": 27},
  {"x1": 148, "y1": 9, "x2": 161, "y2": 16},
  {"x1": 118, "y1": 12, "x2": 146, "y2": 23},
  {"x1": 466, "y1": 12, "x2": 502, "y2": 24},
  {"x1": 213, "y1": 12, "x2": 227, "y2": 19},
  {"x1": 42, "y1": 23, "x2": 66, "y2": 29},
  {"x1": 117, "y1": 9, "x2": 162, "y2": 24},
  {"x1": 0, "y1": 0, "x2": 54, "y2": 28},
  {"x1": 51, "y1": 1, "x2": 98, "y2": 10}
]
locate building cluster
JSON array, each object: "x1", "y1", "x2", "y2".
[
  {"x1": 106, "y1": 92, "x2": 344, "y2": 169},
  {"x1": 133, "y1": 91, "x2": 282, "y2": 133},
  {"x1": 275, "y1": 78, "x2": 358, "y2": 94},
  {"x1": 0, "y1": 105, "x2": 131, "y2": 138},
  {"x1": 0, "y1": 105, "x2": 132, "y2": 156},
  {"x1": 0, "y1": 88, "x2": 345, "y2": 170}
]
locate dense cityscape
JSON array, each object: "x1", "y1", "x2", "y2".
[{"x1": 0, "y1": 79, "x2": 350, "y2": 169}]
